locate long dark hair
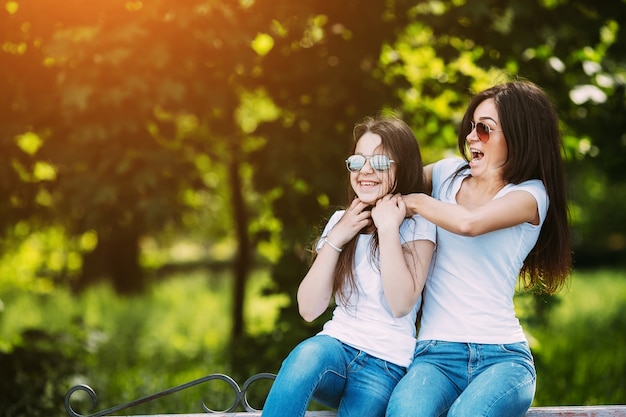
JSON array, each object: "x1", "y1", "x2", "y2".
[
  {"x1": 332, "y1": 115, "x2": 426, "y2": 305},
  {"x1": 457, "y1": 81, "x2": 571, "y2": 293}
]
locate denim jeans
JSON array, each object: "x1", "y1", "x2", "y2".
[
  {"x1": 261, "y1": 335, "x2": 406, "y2": 417},
  {"x1": 386, "y1": 341, "x2": 536, "y2": 417}
]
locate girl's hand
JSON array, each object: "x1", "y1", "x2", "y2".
[
  {"x1": 371, "y1": 194, "x2": 405, "y2": 232},
  {"x1": 327, "y1": 198, "x2": 372, "y2": 247}
]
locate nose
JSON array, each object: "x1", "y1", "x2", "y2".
[
  {"x1": 466, "y1": 126, "x2": 480, "y2": 143},
  {"x1": 359, "y1": 158, "x2": 375, "y2": 173}
]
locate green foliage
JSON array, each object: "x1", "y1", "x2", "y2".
[
  {"x1": 0, "y1": 0, "x2": 277, "y2": 293},
  {"x1": 0, "y1": 328, "x2": 86, "y2": 417},
  {"x1": 0, "y1": 225, "x2": 87, "y2": 298},
  {"x1": 0, "y1": 269, "x2": 289, "y2": 415}
]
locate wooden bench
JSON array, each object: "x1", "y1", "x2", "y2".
[
  {"x1": 107, "y1": 408, "x2": 626, "y2": 417},
  {"x1": 65, "y1": 373, "x2": 626, "y2": 417}
]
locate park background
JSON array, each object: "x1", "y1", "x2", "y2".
[{"x1": 1, "y1": 0, "x2": 625, "y2": 415}]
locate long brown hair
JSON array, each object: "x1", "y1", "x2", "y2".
[
  {"x1": 457, "y1": 81, "x2": 571, "y2": 294},
  {"x1": 332, "y1": 115, "x2": 426, "y2": 305}
]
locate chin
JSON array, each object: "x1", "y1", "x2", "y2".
[{"x1": 357, "y1": 196, "x2": 379, "y2": 205}]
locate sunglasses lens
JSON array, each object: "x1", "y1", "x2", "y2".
[
  {"x1": 470, "y1": 122, "x2": 490, "y2": 142},
  {"x1": 346, "y1": 155, "x2": 393, "y2": 172},
  {"x1": 476, "y1": 122, "x2": 490, "y2": 142},
  {"x1": 371, "y1": 155, "x2": 392, "y2": 171},
  {"x1": 346, "y1": 155, "x2": 366, "y2": 171}
]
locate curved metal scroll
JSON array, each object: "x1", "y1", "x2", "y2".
[{"x1": 64, "y1": 372, "x2": 276, "y2": 416}]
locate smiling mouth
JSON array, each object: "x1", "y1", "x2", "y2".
[
  {"x1": 359, "y1": 181, "x2": 378, "y2": 187},
  {"x1": 470, "y1": 148, "x2": 484, "y2": 161}
]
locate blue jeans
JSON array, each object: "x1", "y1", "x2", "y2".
[
  {"x1": 386, "y1": 341, "x2": 536, "y2": 417},
  {"x1": 261, "y1": 335, "x2": 406, "y2": 417}
]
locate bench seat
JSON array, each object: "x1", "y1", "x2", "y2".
[{"x1": 108, "y1": 405, "x2": 626, "y2": 417}]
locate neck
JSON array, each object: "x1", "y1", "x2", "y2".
[{"x1": 360, "y1": 225, "x2": 376, "y2": 234}]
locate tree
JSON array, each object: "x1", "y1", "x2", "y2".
[
  {"x1": 0, "y1": 0, "x2": 276, "y2": 339},
  {"x1": 379, "y1": 0, "x2": 626, "y2": 266},
  {"x1": 1, "y1": 1, "x2": 260, "y2": 295}
]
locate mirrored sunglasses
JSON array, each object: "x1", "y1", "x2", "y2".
[
  {"x1": 470, "y1": 121, "x2": 503, "y2": 143},
  {"x1": 345, "y1": 154, "x2": 395, "y2": 172}
]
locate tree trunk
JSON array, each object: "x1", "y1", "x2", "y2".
[
  {"x1": 228, "y1": 152, "x2": 250, "y2": 340},
  {"x1": 81, "y1": 224, "x2": 143, "y2": 294}
]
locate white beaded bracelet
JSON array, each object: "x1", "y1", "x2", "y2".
[{"x1": 322, "y1": 237, "x2": 343, "y2": 253}]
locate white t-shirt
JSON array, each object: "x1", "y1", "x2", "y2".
[
  {"x1": 317, "y1": 210, "x2": 436, "y2": 367},
  {"x1": 418, "y1": 158, "x2": 548, "y2": 344}
]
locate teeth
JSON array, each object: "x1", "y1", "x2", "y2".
[
  {"x1": 470, "y1": 148, "x2": 484, "y2": 162},
  {"x1": 360, "y1": 181, "x2": 377, "y2": 186}
]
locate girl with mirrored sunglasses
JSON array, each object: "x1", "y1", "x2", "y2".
[
  {"x1": 261, "y1": 115, "x2": 436, "y2": 417},
  {"x1": 387, "y1": 80, "x2": 572, "y2": 417}
]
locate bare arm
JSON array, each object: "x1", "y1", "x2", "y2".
[
  {"x1": 372, "y1": 195, "x2": 435, "y2": 318},
  {"x1": 402, "y1": 190, "x2": 539, "y2": 236},
  {"x1": 423, "y1": 163, "x2": 434, "y2": 194},
  {"x1": 297, "y1": 199, "x2": 372, "y2": 322}
]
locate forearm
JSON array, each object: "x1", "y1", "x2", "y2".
[
  {"x1": 403, "y1": 193, "x2": 474, "y2": 234},
  {"x1": 298, "y1": 202, "x2": 371, "y2": 322},
  {"x1": 377, "y1": 230, "x2": 421, "y2": 318},
  {"x1": 403, "y1": 191, "x2": 538, "y2": 236}
]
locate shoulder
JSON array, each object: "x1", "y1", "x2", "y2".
[
  {"x1": 432, "y1": 158, "x2": 467, "y2": 198},
  {"x1": 434, "y1": 157, "x2": 467, "y2": 175},
  {"x1": 502, "y1": 180, "x2": 549, "y2": 221},
  {"x1": 504, "y1": 180, "x2": 547, "y2": 201},
  {"x1": 400, "y1": 214, "x2": 436, "y2": 244},
  {"x1": 432, "y1": 158, "x2": 468, "y2": 183}
]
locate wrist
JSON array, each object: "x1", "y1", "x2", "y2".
[
  {"x1": 377, "y1": 225, "x2": 402, "y2": 243},
  {"x1": 322, "y1": 236, "x2": 343, "y2": 253},
  {"x1": 403, "y1": 193, "x2": 421, "y2": 216}
]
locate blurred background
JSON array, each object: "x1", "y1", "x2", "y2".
[{"x1": 1, "y1": 0, "x2": 625, "y2": 415}]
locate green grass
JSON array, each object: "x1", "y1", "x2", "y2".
[
  {"x1": 0, "y1": 268, "x2": 289, "y2": 415},
  {"x1": 549, "y1": 269, "x2": 626, "y2": 325},
  {"x1": 529, "y1": 269, "x2": 626, "y2": 406},
  {"x1": 0, "y1": 267, "x2": 624, "y2": 414}
]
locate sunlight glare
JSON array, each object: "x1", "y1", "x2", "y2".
[
  {"x1": 569, "y1": 84, "x2": 607, "y2": 104},
  {"x1": 251, "y1": 33, "x2": 274, "y2": 56},
  {"x1": 125, "y1": 1, "x2": 143, "y2": 12},
  {"x1": 5, "y1": 1, "x2": 18, "y2": 15},
  {"x1": 33, "y1": 161, "x2": 57, "y2": 181}
]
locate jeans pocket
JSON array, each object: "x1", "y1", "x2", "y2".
[
  {"x1": 500, "y1": 342, "x2": 532, "y2": 359},
  {"x1": 500, "y1": 342, "x2": 536, "y2": 376},
  {"x1": 413, "y1": 340, "x2": 436, "y2": 358},
  {"x1": 381, "y1": 359, "x2": 406, "y2": 382}
]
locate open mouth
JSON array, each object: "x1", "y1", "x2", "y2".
[{"x1": 470, "y1": 148, "x2": 484, "y2": 161}]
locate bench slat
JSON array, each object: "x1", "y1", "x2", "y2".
[
  {"x1": 525, "y1": 405, "x2": 626, "y2": 416},
  {"x1": 109, "y1": 405, "x2": 626, "y2": 417},
  {"x1": 108, "y1": 413, "x2": 336, "y2": 417}
]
